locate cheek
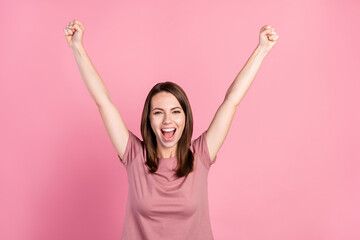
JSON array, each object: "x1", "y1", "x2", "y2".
[
  {"x1": 149, "y1": 117, "x2": 155, "y2": 130},
  {"x1": 150, "y1": 116, "x2": 161, "y2": 129},
  {"x1": 176, "y1": 114, "x2": 186, "y2": 128}
]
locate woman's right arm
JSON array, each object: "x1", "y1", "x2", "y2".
[
  {"x1": 70, "y1": 43, "x2": 111, "y2": 107},
  {"x1": 64, "y1": 20, "x2": 129, "y2": 159}
]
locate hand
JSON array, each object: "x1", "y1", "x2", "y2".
[
  {"x1": 258, "y1": 25, "x2": 279, "y2": 53},
  {"x1": 63, "y1": 19, "x2": 85, "y2": 48}
]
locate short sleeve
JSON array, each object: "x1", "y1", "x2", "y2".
[
  {"x1": 117, "y1": 130, "x2": 144, "y2": 168},
  {"x1": 191, "y1": 130, "x2": 217, "y2": 169}
]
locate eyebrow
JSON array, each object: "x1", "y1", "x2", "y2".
[{"x1": 151, "y1": 107, "x2": 182, "y2": 111}]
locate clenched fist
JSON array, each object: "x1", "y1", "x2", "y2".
[
  {"x1": 258, "y1": 25, "x2": 279, "y2": 53},
  {"x1": 63, "y1": 19, "x2": 85, "y2": 48}
]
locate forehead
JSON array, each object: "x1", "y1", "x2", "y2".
[{"x1": 151, "y1": 91, "x2": 181, "y2": 109}]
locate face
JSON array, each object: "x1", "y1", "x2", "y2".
[{"x1": 149, "y1": 91, "x2": 186, "y2": 153}]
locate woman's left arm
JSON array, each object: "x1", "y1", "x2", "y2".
[{"x1": 206, "y1": 25, "x2": 279, "y2": 163}]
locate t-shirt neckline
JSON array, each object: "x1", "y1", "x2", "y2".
[{"x1": 159, "y1": 156, "x2": 177, "y2": 160}]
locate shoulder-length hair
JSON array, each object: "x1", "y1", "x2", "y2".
[{"x1": 140, "y1": 81, "x2": 194, "y2": 178}]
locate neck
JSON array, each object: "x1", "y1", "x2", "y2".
[{"x1": 156, "y1": 145, "x2": 177, "y2": 159}]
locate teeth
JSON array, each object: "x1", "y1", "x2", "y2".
[{"x1": 162, "y1": 128, "x2": 175, "y2": 132}]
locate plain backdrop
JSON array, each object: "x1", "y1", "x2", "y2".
[{"x1": 1, "y1": 0, "x2": 359, "y2": 239}]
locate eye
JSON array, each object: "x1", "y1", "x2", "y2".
[
  {"x1": 173, "y1": 111, "x2": 181, "y2": 114},
  {"x1": 154, "y1": 111, "x2": 162, "y2": 115}
]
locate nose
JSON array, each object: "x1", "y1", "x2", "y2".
[{"x1": 162, "y1": 112, "x2": 172, "y2": 124}]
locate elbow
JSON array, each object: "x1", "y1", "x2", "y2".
[
  {"x1": 95, "y1": 95, "x2": 112, "y2": 108},
  {"x1": 224, "y1": 94, "x2": 241, "y2": 107}
]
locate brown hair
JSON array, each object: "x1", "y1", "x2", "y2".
[{"x1": 140, "y1": 81, "x2": 194, "y2": 178}]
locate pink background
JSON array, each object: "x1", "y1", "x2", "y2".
[{"x1": 1, "y1": 0, "x2": 359, "y2": 239}]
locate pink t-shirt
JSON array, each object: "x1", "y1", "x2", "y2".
[{"x1": 117, "y1": 130, "x2": 217, "y2": 240}]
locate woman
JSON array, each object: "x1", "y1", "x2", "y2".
[{"x1": 64, "y1": 20, "x2": 279, "y2": 240}]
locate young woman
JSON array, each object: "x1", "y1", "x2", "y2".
[{"x1": 64, "y1": 20, "x2": 279, "y2": 240}]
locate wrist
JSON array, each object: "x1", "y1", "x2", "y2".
[
  {"x1": 70, "y1": 42, "x2": 84, "y2": 51},
  {"x1": 255, "y1": 45, "x2": 268, "y2": 57},
  {"x1": 70, "y1": 43, "x2": 86, "y2": 57}
]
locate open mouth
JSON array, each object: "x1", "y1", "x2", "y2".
[{"x1": 161, "y1": 128, "x2": 176, "y2": 140}]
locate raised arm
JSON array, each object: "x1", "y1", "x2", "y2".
[
  {"x1": 64, "y1": 20, "x2": 129, "y2": 159},
  {"x1": 206, "y1": 25, "x2": 279, "y2": 163}
]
